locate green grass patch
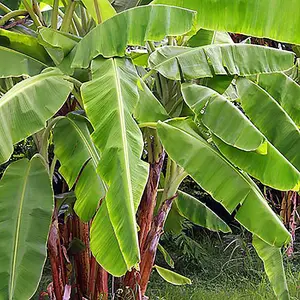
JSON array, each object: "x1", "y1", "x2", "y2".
[{"x1": 147, "y1": 228, "x2": 300, "y2": 299}]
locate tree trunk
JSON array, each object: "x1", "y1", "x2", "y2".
[
  {"x1": 48, "y1": 211, "x2": 66, "y2": 300},
  {"x1": 287, "y1": 192, "x2": 298, "y2": 256},
  {"x1": 139, "y1": 195, "x2": 177, "y2": 295},
  {"x1": 89, "y1": 256, "x2": 98, "y2": 299},
  {"x1": 88, "y1": 217, "x2": 109, "y2": 300},
  {"x1": 73, "y1": 215, "x2": 90, "y2": 298},
  {"x1": 96, "y1": 266, "x2": 109, "y2": 299},
  {"x1": 138, "y1": 152, "x2": 165, "y2": 250}
]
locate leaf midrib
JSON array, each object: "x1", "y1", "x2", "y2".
[
  {"x1": 113, "y1": 59, "x2": 134, "y2": 210},
  {"x1": 9, "y1": 161, "x2": 31, "y2": 299},
  {"x1": 110, "y1": 58, "x2": 137, "y2": 268}
]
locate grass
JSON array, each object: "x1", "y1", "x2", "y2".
[
  {"x1": 147, "y1": 267, "x2": 300, "y2": 300},
  {"x1": 146, "y1": 227, "x2": 300, "y2": 300},
  {"x1": 33, "y1": 227, "x2": 300, "y2": 299},
  {"x1": 148, "y1": 278, "x2": 274, "y2": 300}
]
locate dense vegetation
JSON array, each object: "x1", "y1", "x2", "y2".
[{"x1": 0, "y1": 1, "x2": 299, "y2": 300}]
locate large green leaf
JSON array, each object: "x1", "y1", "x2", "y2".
[
  {"x1": 72, "y1": 5, "x2": 196, "y2": 68},
  {"x1": 81, "y1": 57, "x2": 148, "y2": 275},
  {"x1": 257, "y1": 73, "x2": 300, "y2": 127},
  {"x1": 149, "y1": 45, "x2": 294, "y2": 81},
  {"x1": 253, "y1": 235, "x2": 290, "y2": 300},
  {"x1": 213, "y1": 136, "x2": 300, "y2": 191},
  {"x1": 134, "y1": 79, "x2": 169, "y2": 123},
  {"x1": 0, "y1": 69, "x2": 73, "y2": 164},
  {"x1": 53, "y1": 114, "x2": 133, "y2": 276},
  {"x1": 153, "y1": 0, "x2": 300, "y2": 45},
  {"x1": 157, "y1": 119, "x2": 290, "y2": 247},
  {"x1": 0, "y1": 46, "x2": 46, "y2": 77},
  {"x1": 176, "y1": 191, "x2": 231, "y2": 233},
  {"x1": 53, "y1": 114, "x2": 105, "y2": 222},
  {"x1": 81, "y1": 0, "x2": 116, "y2": 23},
  {"x1": 154, "y1": 265, "x2": 191, "y2": 285},
  {"x1": 0, "y1": 29, "x2": 51, "y2": 64},
  {"x1": 0, "y1": 155, "x2": 53, "y2": 300},
  {"x1": 181, "y1": 83, "x2": 266, "y2": 152},
  {"x1": 38, "y1": 28, "x2": 78, "y2": 65},
  {"x1": 237, "y1": 78, "x2": 300, "y2": 171}
]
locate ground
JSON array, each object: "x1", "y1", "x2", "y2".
[{"x1": 34, "y1": 228, "x2": 300, "y2": 299}]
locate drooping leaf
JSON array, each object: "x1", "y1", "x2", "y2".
[
  {"x1": 153, "y1": 0, "x2": 300, "y2": 45},
  {"x1": 134, "y1": 79, "x2": 169, "y2": 123},
  {"x1": 154, "y1": 265, "x2": 191, "y2": 285},
  {"x1": 53, "y1": 113, "x2": 105, "y2": 222},
  {"x1": 53, "y1": 115, "x2": 131, "y2": 276},
  {"x1": 157, "y1": 118, "x2": 290, "y2": 247},
  {"x1": 253, "y1": 235, "x2": 290, "y2": 300},
  {"x1": 181, "y1": 31, "x2": 235, "y2": 93},
  {"x1": 157, "y1": 244, "x2": 175, "y2": 268},
  {"x1": 0, "y1": 69, "x2": 73, "y2": 164},
  {"x1": 213, "y1": 136, "x2": 300, "y2": 191},
  {"x1": 38, "y1": 28, "x2": 78, "y2": 65},
  {"x1": 176, "y1": 191, "x2": 231, "y2": 233},
  {"x1": 81, "y1": 0, "x2": 116, "y2": 23},
  {"x1": 0, "y1": 46, "x2": 46, "y2": 77},
  {"x1": 0, "y1": 155, "x2": 53, "y2": 300},
  {"x1": 72, "y1": 5, "x2": 196, "y2": 68},
  {"x1": 0, "y1": 29, "x2": 51, "y2": 64},
  {"x1": 257, "y1": 73, "x2": 300, "y2": 127},
  {"x1": 81, "y1": 57, "x2": 149, "y2": 275},
  {"x1": 149, "y1": 45, "x2": 294, "y2": 81},
  {"x1": 236, "y1": 78, "x2": 300, "y2": 171},
  {"x1": 181, "y1": 83, "x2": 266, "y2": 152}
]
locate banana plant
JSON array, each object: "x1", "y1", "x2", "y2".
[{"x1": 0, "y1": 1, "x2": 299, "y2": 299}]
